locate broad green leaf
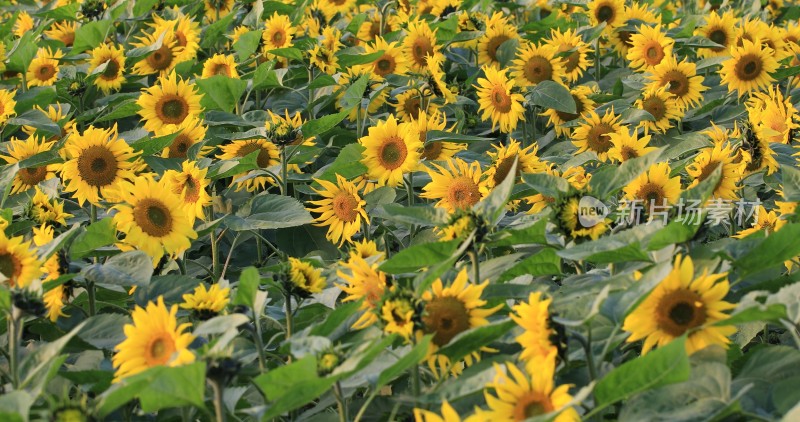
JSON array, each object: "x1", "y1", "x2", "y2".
[
  {"x1": 0, "y1": 164, "x2": 19, "y2": 208},
  {"x1": 78, "y1": 313, "x2": 131, "y2": 350},
  {"x1": 196, "y1": 76, "x2": 248, "y2": 113},
  {"x1": 7, "y1": 109, "x2": 61, "y2": 137},
  {"x1": 224, "y1": 193, "x2": 313, "y2": 231},
  {"x1": 20, "y1": 321, "x2": 87, "y2": 396},
  {"x1": 82, "y1": 251, "x2": 153, "y2": 287},
  {"x1": 372, "y1": 203, "x2": 449, "y2": 227},
  {"x1": 234, "y1": 267, "x2": 261, "y2": 308},
  {"x1": 474, "y1": 158, "x2": 517, "y2": 224},
  {"x1": 96, "y1": 99, "x2": 141, "y2": 123},
  {"x1": 488, "y1": 218, "x2": 548, "y2": 247},
  {"x1": 70, "y1": 218, "x2": 117, "y2": 259},
  {"x1": 528, "y1": 80, "x2": 576, "y2": 113},
  {"x1": 72, "y1": 20, "x2": 113, "y2": 53},
  {"x1": 268, "y1": 47, "x2": 303, "y2": 61},
  {"x1": 439, "y1": 319, "x2": 515, "y2": 363},
  {"x1": 96, "y1": 363, "x2": 207, "y2": 416},
  {"x1": 310, "y1": 301, "x2": 361, "y2": 337},
  {"x1": 379, "y1": 240, "x2": 461, "y2": 274},
  {"x1": 314, "y1": 143, "x2": 367, "y2": 183},
  {"x1": 233, "y1": 30, "x2": 263, "y2": 62},
  {"x1": 194, "y1": 314, "x2": 250, "y2": 336},
  {"x1": 302, "y1": 110, "x2": 349, "y2": 139},
  {"x1": 498, "y1": 248, "x2": 561, "y2": 282},
  {"x1": 522, "y1": 172, "x2": 571, "y2": 198},
  {"x1": 201, "y1": 11, "x2": 236, "y2": 49},
  {"x1": 426, "y1": 130, "x2": 492, "y2": 143},
  {"x1": 782, "y1": 165, "x2": 800, "y2": 202},
  {"x1": 12, "y1": 86, "x2": 57, "y2": 113},
  {"x1": 338, "y1": 74, "x2": 369, "y2": 110},
  {"x1": 734, "y1": 224, "x2": 800, "y2": 275},
  {"x1": 375, "y1": 336, "x2": 432, "y2": 388},
  {"x1": 34, "y1": 2, "x2": 81, "y2": 20},
  {"x1": 0, "y1": 391, "x2": 33, "y2": 422},
  {"x1": 7, "y1": 32, "x2": 39, "y2": 72},
  {"x1": 336, "y1": 50, "x2": 385, "y2": 67},
  {"x1": 131, "y1": 132, "x2": 179, "y2": 156},
  {"x1": 255, "y1": 356, "x2": 336, "y2": 419},
  {"x1": 589, "y1": 148, "x2": 665, "y2": 199}
]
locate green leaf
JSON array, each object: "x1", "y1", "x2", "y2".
[
  {"x1": 376, "y1": 336, "x2": 432, "y2": 388},
  {"x1": 82, "y1": 251, "x2": 153, "y2": 287},
  {"x1": 96, "y1": 99, "x2": 141, "y2": 123},
  {"x1": 302, "y1": 110, "x2": 349, "y2": 139},
  {"x1": 194, "y1": 314, "x2": 251, "y2": 336},
  {"x1": 594, "y1": 337, "x2": 691, "y2": 407},
  {"x1": 734, "y1": 223, "x2": 800, "y2": 275},
  {"x1": 439, "y1": 319, "x2": 515, "y2": 363},
  {"x1": 0, "y1": 164, "x2": 18, "y2": 208},
  {"x1": 70, "y1": 218, "x2": 117, "y2": 259},
  {"x1": 589, "y1": 148, "x2": 664, "y2": 199},
  {"x1": 34, "y1": 2, "x2": 81, "y2": 21},
  {"x1": 7, "y1": 109, "x2": 61, "y2": 137},
  {"x1": 336, "y1": 50, "x2": 385, "y2": 67},
  {"x1": 782, "y1": 165, "x2": 800, "y2": 202},
  {"x1": 425, "y1": 130, "x2": 492, "y2": 143},
  {"x1": 310, "y1": 301, "x2": 361, "y2": 337},
  {"x1": 133, "y1": 0, "x2": 159, "y2": 16},
  {"x1": 499, "y1": 248, "x2": 561, "y2": 281},
  {"x1": 372, "y1": 203, "x2": 449, "y2": 227},
  {"x1": 254, "y1": 356, "x2": 336, "y2": 419},
  {"x1": 224, "y1": 193, "x2": 313, "y2": 231},
  {"x1": 20, "y1": 321, "x2": 86, "y2": 396},
  {"x1": 233, "y1": 30, "x2": 263, "y2": 62},
  {"x1": 314, "y1": 143, "x2": 367, "y2": 183},
  {"x1": 522, "y1": 172, "x2": 571, "y2": 198},
  {"x1": 131, "y1": 132, "x2": 179, "y2": 156},
  {"x1": 196, "y1": 76, "x2": 248, "y2": 113},
  {"x1": 72, "y1": 20, "x2": 113, "y2": 53},
  {"x1": 338, "y1": 74, "x2": 369, "y2": 110},
  {"x1": 0, "y1": 391, "x2": 33, "y2": 422},
  {"x1": 253, "y1": 61, "x2": 283, "y2": 89},
  {"x1": 78, "y1": 313, "x2": 131, "y2": 350},
  {"x1": 125, "y1": 31, "x2": 165, "y2": 60},
  {"x1": 474, "y1": 158, "x2": 517, "y2": 224},
  {"x1": 489, "y1": 218, "x2": 548, "y2": 247},
  {"x1": 267, "y1": 47, "x2": 303, "y2": 61},
  {"x1": 234, "y1": 267, "x2": 261, "y2": 308},
  {"x1": 379, "y1": 240, "x2": 461, "y2": 274},
  {"x1": 529, "y1": 81, "x2": 576, "y2": 113},
  {"x1": 201, "y1": 11, "x2": 236, "y2": 49},
  {"x1": 12, "y1": 87, "x2": 57, "y2": 113},
  {"x1": 6, "y1": 32, "x2": 39, "y2": 72}
]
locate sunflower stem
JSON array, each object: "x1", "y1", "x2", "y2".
[
  {"x1": 284, "y1": 292, "x2": 293, "y2": 341},
  {"x1": 210, "y1": 379, "x2": 226, "y2": 422},
  {"x1": 252, "y1": 314, "x2": 267, "y2": 373},
  {"x1": 333, "y1": 381, "x2": 347, "y2": 422},
  {"x1": 406, "y1": 173, "x2": 414, "y2": 206},
  {"x1": 280, "y1": 146, "x2": 289, "y2": 196},
  {"x1": 7, "y1": 307, "x2": 21, "y2": 389},
  {"x1": 468, "y1": 247, "x2": 480, "y2": 283},
  {"x1": 211, "y1": 228, "x2": 220, "y2": 282},
  {"x1": 594, "y1": 38, "x2": 601, "y2": 82},
  {"x1": 410, "y1": 360, "x2": 421, "y2": 398}
]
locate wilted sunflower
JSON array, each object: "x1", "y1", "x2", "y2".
[
  {"x1": 477, "y1": 12, "x2": 518, "y2": 67},
  {"x1": 647, "y1": 55, "x2": 706, "y2": 111},
  {"x1": 44, "y1": 20, "x2": 77, "y2": 47},
  {"x1": 623, "y1": 162, "x2": 682, "y2": 213},
  {"x1": 635, "y1": 85, "x2": 684, "y2": 134},
  {"x1": 0, "y1": 89, "x2": 16, "y2": 125},
  {"x1": 572, "y1": 108, "x2": 623, "y2": 161},
  {"x1": 204, "y1": 0, "x2": 235, "y2": 22},
  {"x1": 587, "y1": 0, "x2": 625, "y2": 27},
  {"x1": 720, "y1": 39, "x2": 778, "y2": 97},
  {"x1": 60, "y1": 125, "x2": 140, "y2": 206},
  {"x1": 0, "y1": 136, "x2": 58, "y2": 194},
  {"x1": 421, "y1": 158, "x2": 485, "y2": 213},
  {"x1": 541, "y1": 85, "x2": 595, "y2": 137},
  {"x1": 27, "y1": 47, "x2": 63, "y2": 88},
  {"x1": 695, "y1": 10, "x2": 737, "y2": 58},
  {"x1": 217, "y1": 138, "x2": 279, "y2": 192},
  {"x1": 287, "y1": 257, "x2": 327, "y2": 296},
  {"x1": 201, "y1": 54, "x2": 239, "y2": 79},
  {"x1": 137, "y1": 71, "x2": 203, "y2": 133},
  {"x1": 421, "y1": 268, "x2": 501, "y2": 377},
  {"x1": 404, "y1": 20, "x2": 440, "y2": 71},
  {"x1": 485, "y1": 139, "x2": 548, "y2": 189},
  {"x1": 158, "y1": 116, "x2": 208, "y2": 159},
  {"x1": 623, "y1": 255, "x2": 736, "y2": 355},
  {"x1": 113, "y1": 297, "x2": 195, "y2": 381},
  {"x1": 360, "y1": 114, "x2": 422, "y2": 187},
  {"x1": 362, "y1": 37, "x2": 409, "y2": 78},
  {"x1": 685, "y1": 142, "x2": 745, "y2": 200},
  {"x1": 512, "y1": 292, "x2": 558, "y2": 373},
  {"x1": 28, "y1": 187, "x2": 72, "y2": 226},
  {"x1": 163, "y1": 161, "x2": 211, "y2": 221},
  {"x1": 88, "y1": 43, "x2": 126, "y2": 95},
  {"x1": 181, "y1": 283, "x2": 230, "y2": 318},
  {"x1": 336, "y1": 255, "x2": 388, "y2": 329},
  {"x1": 0, "y1": 230, "x2": 42, "y2": 289},
  {"x1": 475, "y1": 66, "x2": 526, "y2": 133},
  {"x1": 131, "y1": 30, "x2": 183, "y2": 76},
  {"x1": 308, "y1": 174, "x2": 369, "y2": 246},
  {"x1": 545, "y1": 28, "x2": 590, "y2": 84},
  {"x1": 511, "y1": 42, "x2": 565, "y2": 87},
  {"x1": 263, "y1": 12, "x2": 296, "y2": 53},
  {"x1": 607, "y1": 128, "x2": 656, "y2": 162},
  {"x1": 112, "y1": 176, "x2": 198, "y2": 262},
  {"x1": 626, "y1": 24, "x2": 674, "y2": 70}
]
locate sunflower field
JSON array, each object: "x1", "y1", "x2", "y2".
[{"x1": 3, "y1": 0, "x2": 800, "y2": 420}]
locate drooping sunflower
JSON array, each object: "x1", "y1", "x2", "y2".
[
  {"x1": 545, "y1": 28, "x2": 590, "y2": 84},
  {"x1": 0, "y1": 89, "x2": 16, "y2": 125},
  {"x1": 623, "y1": 162, "x2": 682, "y2": 213},
  {"x1": 27, "y1": 47, "x2": 63, "y2": 88},
  {"x1": 360, "y1": 114, "x2": 422, "y2": 187},
  {"x1": 421, "y1": 158, "x2": 485, "y2": 213},
  {"x1": 635, "y1": 85, "x2": 684, "y2": 134},
  {"x1": 420, "y1": 268, "x2": 501, "y2": 377},
  {"x1": 511, "y1": 42, "x2": 565, "y2": 87},
  {"x1": 45, "y1": 20, "x2": 77, "y2": 47},
  {"x1": 163, "y1": 161, "x2": 211, "y2": 221},
  {"x1": 88, "y1": 43, "x2": 126, "y2": 94},
  {"x1": 263, "y1": 12, "x2": 296, "y2": 53},
  {"x1": 484, "y1": 139, "x2": 548, "y2": 189},
  {"x1": 720, "y1": 39, "x2": 779, "y2": 97},
  {"x1": 746, "y1": 85, "x2": 799, "y2": 144},
  {"x1": 216, "y1": 138, "x2": 280, "y2": 192},
  {"x1": 112, "y1": 176, "x2": 198, "y2": 262},
  {"x1": 541, "y1": 85, "x2": 595, "y2": 137},
  {"x1": 404, "y1": 20, "x2": 440, "y2": 71},
  {"x1": 0, "y1": 136, "x2": 58, "y2": 194},
  {"x1": 587, "y1": 0, "x2": 625, "y2": 28},
  {"x1": 137, "y1": 71, "x2": 203, "y2": 133},
  {"x1": 647, "y1": 55, "x2": 706, "y2": 111},
  {"x1": 157, "y1": 116, "x2": 208, "y2": 159},
  {"x1": 308, "y1": 174, "x2": 369, "y2": 246},
  {"x1": 28, "y1": 187, "x2": 73, "y2": 226},
  {"x1": 426, "y1": 53, "x2": 457, "y2": 104},
  {"x1": 623, "y1": 255, "x2": 736, "y2": 355},
  {"x1": 131, "y1": 30, "x2": 183, "y2": 76},
  {"x1": 511, "y1": 292, "x2": 558, "y2": 373},
  {"x1": 151, "y1": 15, "x2": 200, "y2": 63},
  {"x1": 0, "y1": 230, "x2": 42, "y2": 289},
  {"x1": 336, "y1": 255, "x2": 388, "y2": 329},
  {"x1": 572, "y1": 108, "x2": 623, "y2": 161},
  {"x1": 60, "y1": 125, "x2": 140, "y2": 206},
  {"x1": 477, "y1": 13, "x2": 518, "y2": 67},
  {"x1": 32, "y1": 224, "x2": 68, "y2": 322},
  {"x1": 695, "y1": 10, "x2": 737, "y2": 58},
  {"x1": 475, "y1": 66, "x2": 526, "y2": 134},
  {"x1": 201, "y1": 54, "x2": 239, "y2": 79},
  {"x1": 181, "y1": 283, "x2": 230, "y2": 318},
  {"x1": 287, "y1": 257, "x2": 327, "y2": 296},
  {"x1": 112, "y1": 297, "x2": 195, "y2": 382},
  {"x1": 204, "y1": 0, "x2": 235, "y2": 22},
  {"x1": 414, "y1": 110, "x2": 464, "y2": 162},
  {"x1": 685, "y1": 142, "x2": 745, "y2": 200},
  {"x1": 361, "y1": 36, "x2": 409, "y2": 79},
  {"x1": 626, "y1": 24, "x2": 674, "y2": 70},
  {"x1": 607, "y1": 128, "x2": 656, "y2": 162}
]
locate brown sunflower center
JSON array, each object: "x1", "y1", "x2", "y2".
[
  {"x1": 447, "y1": 176, "x2": 481, "y2": 209},
  {"x1": 636, "y1": 182, "x2": 666, "y2": 204},
  {"x1": 423, "y1": 296, "x2": 470, "y2": 346},
  {"x1": 491, "y1": 86, "x2": 512, "y2": 113},
  {"x1": 403, "y1": 96, "x2": 422, "y2": 120},
  {"x1": 331, "y1": 191, "x2": 359, "y2": 223},
  {"x1": 662, "y1": 70, "x2": 689, "y2": 97},
  {"x1": 620, "y1": 145, "x2": 639, "y2": 160},
  {"x1": 555, "y1": 94, "x2": 584, "y2": 122},
  {"x1": 19, "y1": 166, "x2": 48, "y2": 186},
  {"x1": 76, "y1": 145, "x2": 119, "y2": 187},
  {"x1": 236, "y1": 143, "x2": 273, "y2": 168},
  {"x1": 183, "y1": 176, "x2": 200, "y2": 203},
  {"x1": 145, "y1": 333, "x2": 177, "y2": 365},
  {"x1": 102, "y1": 59, "x2": 120, "y2": 80},
  {"x1": 523, "y1": 56, "x2": 553, "y2": 84},
  {"x1": 697, "y1": 160, "x2": 722, "y2": 190},
  {"x1": 656, "y1": 288, "x2": 707, "y2": 337},
  {"x1": 375, "y1": 55, "x2": 396, "y2": 76},
  {"x1": 175, "y1": 31, "x2": 188, "y2": 47},
  {"x1": 734, "y1": 54, "x2": 762, "y2": 81},
  {"x1": 596, "y1": 4, "x2": 615, "y2": 23},
  {"x1": 213, "y1": 64, "x2": 230, "y2": 76},
  {"x1": 0, "y1": 252, "x2": 22, "y2": 286},
  {"x1": 708, "y1": 29, "x2": 727, "y2": 52},
  {"x1": 421, "y1": 141, "x2": 443, "y2": 160},
  {"x1": 642, "y1": 96, "x2": 667, "y2": 120},
  {"x1": 156, "y1": 95, "x2": 190, "y2": 125},
  {"x1": 644, "y1": 44, "x2": 665, "y2": 65},
  {"x1": 378, "y1": 137, "x2": 408, "y2": 170},
  {"x1": 147, "y1": 44, "x2": 174, "y2": 71},
  {"x1": 412, "y1": 37, "x2": 434, "y2": 67},
  {"x1": 493, "y1": 154, "x2": 520, "y2": 185},
  {"x1": 37, "y1": 64, "x2": 57, "y2": 82},
  {"x1": 133, "y1": 199, "x2": 174, "y2": 237},
  {"x1": 272, "y1": 30, "x2": 286, "y2": 47},
  {"x1": 619, "y1": 30, "x2": 634, "y2": 48},
  {"x1": 486, "y1": 35, "x2": 510, "y2": 62},
  {"x1": 169, "y1": 134, "x2": 192, "y2": 158},
  {"x1": 513, "y1": 391, "x2": 555, "y2": 421},
  {"x1": 586, "y1": 123, "x2": 614, "y2": 154}
]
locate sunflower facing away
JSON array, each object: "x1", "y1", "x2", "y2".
[
  {"x1": 162, "y1": 160, "x2": 211, "y2": 221},
  {"x1": 0, "y1": 89, "x2": 16, "y2": 125},
  {"x1": 0, "y1": 230, "x2": 42, "y2": 289},
  {"x1": 27, "y1": 47, "x2": 63, "y2": 88},
  {"x1": 421, "y1": 158, "x2": 485, "y2": 213},
  {"x1": 181, "y1": 283, "x2": 231, "y2": 318},
  {"x1": 60, "y1": 125, "x2": 140, "y2": 206},
  {"x1": 287, "y1": 257, "x2": 327, "y2": 296},
  {"x1": 137, "y1": 71, "x2": 203, "y2": 133},
  {"x1": 475, "y1": 66, "x2": 526, "y2": 134},
  {"x1": 571, "y1": 108, "x2": 623, "y2": 161},
  {"x1": 216, "y1": 138, "x2": 280, "y2": 192},
  {"x1": 720, "y1": 39, "x2": 778, "y2": 97},
  {"x1": 0, "y1": 135, "x2": 58, "y2": 194},
  {"x1": 308, "y1": 174, "x2": 369, "y2": 246},
  {"x1": 336, "y1": 254, "x2": 388, "y2": 329},
  {"x1": 112, "y1": 176, "x2": 198, "y2": 262},
  {"x1": 685, "y1": 142, "x2": 745, "y2": 200},
  {"x1": 360, "y1": 114, "x2": 422, "y2": 187},
  {"x1": 88, "y1": 43, "x2": 126, "y2": 94},
  {"x1": 623, "y1": 255, "x2": 736, "y2": 355},
  {"x1": 511, "y1": 292, "x2": 558, "y2": 373},
  {"x1": 647, "y1": 55, "x2": 706, "y2": 111},
  {"x1": 511, "y1": 41, "x2": 565, "y2": 87},
  {"x1": 113, "y1": 297, "x2": 195, "y2": 382}
]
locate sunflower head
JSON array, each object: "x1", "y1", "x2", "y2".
[
  {"x1": 285, "y1": 257, "x2": 327, "y2": 297},
  {"x1": 378, "y1": 288, "x2": 423, "y2": 341},
  {"x1": 316, "y1": 348, "x2": 345, "y2": 376},
  {"x1": 181, "y1": 283, "x2": 230, "y2": 320}
]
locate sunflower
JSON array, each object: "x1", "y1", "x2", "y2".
[
  {"x1": 623, "y1": 255, "x2": 736, "y2": 355},
  {"x1": 511, "y1": 42, "x2": 565, "y2": 87},
  {"x1": 545, "y1": 28, "x2": 590, "y2": 84},
  {"x1": 421, "y1": 158, "x2": 485, "y2": 213},
  {"x1": 204, "y1": 0, "x2": 235, "y2": 22},
  {"x1": 421, "y1": 268, "x2": 501, "y2": 377},
  {"x1": 484, "y1": 139, "x2": 548, "y2": 189},
  {"x1": 361, "y1": 36, "x2": 409, "y2": 79},
  {"x1": 414, "y1": 110, "x2": 464, "y2": 162},
  {"x1": 0, "y1": 89, "x2": 16, "y2": 125},
  {"x1": 13, "y1": 11, "x2": 34, "y2": 38},
  {"x1": 60, "y1": 125, "x2": 140, "y2": 206},
  {"x1": 0, "y1": 136, "x2": 58, "y2": 194},
  {"x1": 378, "y1": 292, "x2": 417, "y2": 341},
  {"x1": 44, "y1": 20, "x2": 77, "y2": 47},
  {"x1": 740, "y1": 128, "x2": 779, "y2": 175},
  {"x1": 475, "y1": 66, "x2": 526, "y2": 134},
  {"x1": 541, "y1": 85, "x2": 595, "y2": 137},
  {"x1": 319, "y1": 0, "x2": 358, "y2": 17},
  {"x1": 356, "y1": 4, "x2": 401, "y2": 44},
  {"x1": 28, "y1": 187, "x2": 73, "y2": 226},
  {"x1": 626, "y1": 24, "x2": 674, "y2": 70},
  {"x1": 27, "y1": 47, "x2": 63, "y2": 88},
  {"x1": 360, "y1": 114, "x2": 422, "y2": 187},
  {"x1": 112, "y1": 297, "x2": 195, "y2": 382},
  {"x1": 22, "y1": 103, "x2": 74, "y2": 141},
  {"x1": 436, "y1": 214, "x2": 474, "y2": 241},
  {"x1": 685, "y1": 142, "x2": 745, "y2": 201},
  {"x1": 308, "y1": 174, "x2": 369, "y2": 246},
  {"x1": 702, "y1": 122, "x2": 741, "y2": 146},
  {"x1": 287, "y1": 257, "x2": 327, "y2": 295},
  {"x1": 414, "y1": 401, "x2": 471, "y2": 422},
  {"x1": 112, "y1": 176, "x2": 198, "y2": 262},
  {"x1": 137, "y1": 71, "x2": 203, "y2": 133},
  {"x1": 157, "y1": 117, "x2": 208, "y2": 159},
  {"x1": 647, "y1": 55, "x2": 706, "y2": 111},
  {"x1": 572, "y1": 108, "x2": 623, "y2": 161},
  {"x1": 735, "y1": 205, "x2": 785, "y2": 238},
  {"x1": 336, "y1": 255, "x2": 388, "y2": 329},
  {"x1": 623, "y1": 162, "x2": 682, "y2": 214},
  {"x1": 720, "y1": 39, "x2": 778, "y2": 97},
  {"x1": 587, "y1": 0, "x2": 625, "y2": 28},
  {"x1": 201, "y1": 54, "x2": 239, "y2": 79},
  {"x1": 511, "y1": 292, "x2": 557, "y2": 373},
  {"x1": 394, "y1": 89, "x2": 438, "y2": 122},
  {"x1": 309, "y1": 45, "x2": 338, "y2": 75},
  {"x1": 216, "y1": 138, "x2": 280, "y2": 192},
  {"x1": 607, "y1": 128, "x2": 656, "y2": 162},
  {"x1": 88, "y1": 43, "x2": 126, "y2": 94},
  {"x1": 0, "y1": 230, "x2": 42, "y2": 289},
  {"x1": 736, "y1": 19, "x2": 787, "y2": 59},
  {"x1": 695, "y1": 10, "x2": 737, "y2": 58},
  {"x1": 336, "y1": 68, "x2": 388, "y2": 122},
  {"x1": 404, "y1": 20, "x2": 440, "y2": 71},
  {"x1": 181, "y1": 283, "x2": 230, "y2": 318},
  {"x1": 635, "y1": 85, "x2": 684, "y2": 134},
  {"x1": 151, "y1": 15, "x2": 200, "y2": 63},
  {"x1": 263, "y1": 12, "x2": 296, "y2": 53},
  {"x1": 163, "y1": 161, "x2": 211, "y2": 221},
  {"x1": 350, "y1": 239, "x2": 384, "y2": 261},
  {"x1": 32, "y1": 225, "x2": 68, "y2": 322},
  {"x1": 747, "y1": 85, "x2": 799, "y2": 144},
  {"x1": 557, "y1": 195, "x2": 609, "y2": 240},
  {"x1": 475, "y1": 355, "x2": 579, "y2": 422},
  {"x1": 477, "y1": 13, "x2": 518, "y2": 67},
  {"x1": 426, "y1": 53, "x2": 457, "y2": 104},
  {"x1": 131, "y1": 30, "x2": 183, "y2": 76},
  {"x1": 608, "y1": 3, "x2": 659, "y2": 56}
]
